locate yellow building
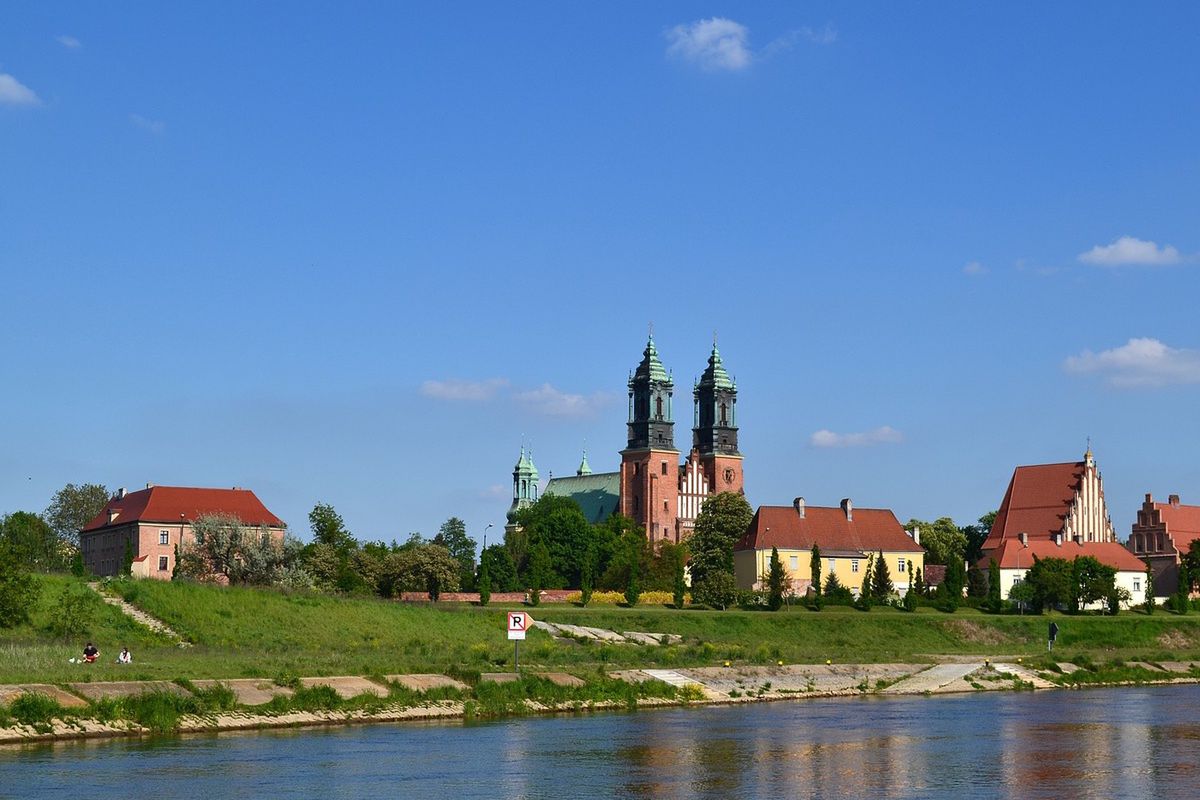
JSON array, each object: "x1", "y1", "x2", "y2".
[{"x1": 733, "y1": 498, "x2": 924, "y2": 595}]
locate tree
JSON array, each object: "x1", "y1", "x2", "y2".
[
  {"x1": 913, "y1": 566, "x2": 925, "y2": 597},
  {"x1": 44, "y1": 483, "x2": 109, "y2": 551},
  {"x1": 432, "y1": 517, "x2": 477, "y2": 592},
  {"x1": 766, "y1": 547, "x2": 786, "y2": 611},
  {"x1": 477, "y1": 555, "x2": 491, "y2": 606},
  {"x1": 624, "y1": 544, "x2": 641, "y2": 607},
  {"x1": 308, "y1": 503, "x2": 354, "y2": 553},
  {"x1": 824, "y1": 571, "x2": 853, "y2": 604},
  {"x1": 1008, "y1": 578, "x2": 1035, "y2": 611},
  {"x1": 177, "y1": 514, "x2": 306, "y2": 586},
  {"x1": 692, "y1": 570, "x2": 737, "y2": 610},
  {"x1": 526, "y1": 539, "x2": 551, "y2": 606},
  {"x1": 689, "y1": 492, "x2": 753, "y2": 590},
  {"x1": 1183, "y1": 539, "x2": 1200, "y2": 584},
  {"x1": 386, "y1": 543, "x2": 461, "y2": 599},
  {"x1": 987, "y1": 559, "x2": 1002, "y2": 612},
  {"x1": 1144, "y1": 558, "x2": 1155, "y2": 615},
  {"x1": 856, "y1": 553, "x2": 875, "y2": 610},
  {"x1": 0, "y1": 547, "x2": 40, "y2": 627},
  {"x1": 0, "y1": 512, "x2": 65, "y2": 571},
  {"x1": 1072, "y1": 556, "x2": 1116, "y2": 612},
  {"x1": 903, "y1": 562, "x2": 918, "y2": 612},
  {"x1": 961, "y1": 511, "x2": 997, "y2": 565},
  {"x1": 872, "y1": 551, "x2": 893, "y2": 602},
  {"x1": 1175, "y1": 562, "x2": 1190, "y2": 615},
  {"x1": 1026, "y1": 556, "x2": 1074, "y2": 612},
  {"x1": 71, "y1": 551, "x2": 86, "y2": 579},
  {"x1": 904, "y1": 517, "x2": 967, "y2": 566},
  {"x1": 936, "y1": 557, "x2": 965, "y2": 612},
  {"x1": 480, "y1": 544, "x2": 518, "y2": 593},
  {"x1": 810, "y1": 544, "x2": 823, "y2": 610},
  {"x1": 672, "y1": 545, "x2": 686, "y2": 609},
  {"x1": 967, "y1": 562, "x2": 988, "y2": 598},
  {"x1": 513, "y1": 495, "x2": 597, "y2": 588}
]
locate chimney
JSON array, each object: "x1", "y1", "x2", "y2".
[
  {"x1": 1073, "y1": 534, "x2": 1083, "y2": 545},
  {"x1": 1018, "y1": 531, "x2": 1028, "y2": 546},
  {"x1": 146, "y1": 482, "x2": 154, "y2": 489},
  {"x1": 793, "y1": 497, "x2": 806, "y2": 519},
  {"x1": 1145, "y1": 493, "x2": 1153, "y2": 503},
  {"x1": 1054, "y1": 532, "x2": 1062, "y2": 546},
  {"x1": 841, "y1": 498, "x2": 853, "y2": 521},
  {"x1": 1170, "y1": 494, "x2": 1181, "y2": 506},
  {"x1": 117, "y1": 487, "x2": 126, "y2": 500},
  {"x1": 910, "y1": 526, "x2": 921, "y2": 546}
]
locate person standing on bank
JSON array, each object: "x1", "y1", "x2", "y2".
[{"x1": 1048, "y1": 621, "x2": 1059, "y2": 652}]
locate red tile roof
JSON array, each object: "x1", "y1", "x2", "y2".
[
  {"x1": 979, "y1": 537, "x2": 1146, "y2": 573},
  {"x1": 1157, "y1": 501, "x2": 1200, "y2": 551},
  {"x1": 982, "y1": 462, "x2": 1084, "y2": 551},
  {"x1": 81, "y1": 486, "x2": 286, "y2": 532},
  {"x1": 736, "y1": 504, "x2": 923, "y2": 555}
]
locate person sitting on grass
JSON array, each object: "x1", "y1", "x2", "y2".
[
  {"x1": 82, "y1": 642, "x2": 99, "y2": 663},
  {"x1": 117, "y1": 647, "x2": 132, "y2": 664}
]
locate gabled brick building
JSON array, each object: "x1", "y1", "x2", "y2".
[
  {"x1": 1128, "y1": 493, "x2": 1200, "y2": 597},
  {"x1": 80, "y1": 485, "x2": 286, "y2": 579}
]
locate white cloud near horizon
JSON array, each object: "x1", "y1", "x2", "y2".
[
  {"x1": 666, "y1": 18, "x2": 752, "y2": 71},
  {"x1": 420, "y1": 378, "x2": 510, "y2": 401},
  {"x1": 0, "y1": 74, "x2": 40, "y2": 106},
  {"x1": 963, "y1": 261, "x2": 988, "y2": 276},
  {"x1": 1078, "y1": 236, "x2": 1183, "y2": 267},
  {"x1": 56, "y1": 35, "x2": 82, "y2": 49},
  {"x1": 513, "y1": 384, "x2": 616, "y2": 418},
  {"x1": 810, "y1": 426, "x2": 904, "y2": 448},
  {"x1": 130, "y1": 113, "x2": 166, "y2": 134},
  {"x1": 1063, "y1": 338, "x2": 1200, "y2": 388}
]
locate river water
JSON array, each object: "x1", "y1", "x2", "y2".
[{"x1": 3, "y1": 684, "x2": 1199, "y2": 799}]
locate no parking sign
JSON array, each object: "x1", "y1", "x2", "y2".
[{"x1": 507, "y1": 611, "x2": 530, "y2": 640}]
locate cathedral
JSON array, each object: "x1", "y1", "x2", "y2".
[{"x1": 505, "y1": 335, "x2": 745, "y2": 544}]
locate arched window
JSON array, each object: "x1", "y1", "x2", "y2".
[
  {"x1": 655, "y1": 396, "x2": 663, "y2": 419},
  {"x1": 719, "y1": 402, "x2": 727, "y2": 425}
]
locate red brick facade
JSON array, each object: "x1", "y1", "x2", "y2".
[{"x1": 620, "y1": 447, "x2": 681, "y2": 544}]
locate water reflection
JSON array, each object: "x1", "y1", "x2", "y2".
[{"x1": 4, "y1": 686, "x2": 1200, "y2": 799}]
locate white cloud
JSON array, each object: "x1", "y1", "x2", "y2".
[
  {"x1": 963, "y1": 261, "x2": 988, "y2": 276},
  {"x1": 799, "y1": 24, "x2": 838, "y2": 45},
  {"x1": 1063, "y1": 338, "x2": 1200, "y2": 388},
  {"x1": 420, "y1": 378, "x2": 509, "y2": 401},
  {"x1": 56, "y1": 35, "x2": 82, "y2": 49},
  {"x1": 130, "y1": 113, "x2": 166, "y2": 134},
  {"x1": 1078, "y1": 236, "x2": 1182, "y2": 267},
  {"x1": 0, "y1": 74, "x2": 41, "y2": 106},
  {"x1": 810, "y1": 426, "x2": 904, "y2": 448},
  {"x1": 513, "y1": 384, "x2": 615, "y2": 418},
  {"x1": 666, "y1": 18, "x2": 752, "y2": 72}
]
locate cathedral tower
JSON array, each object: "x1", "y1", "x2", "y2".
[
  {"x1": 620, "y1": 335, "x2": 680, "y2": 543},
  {"x1": 693, "y1": 340, "x2": 743, "y2": 495}
]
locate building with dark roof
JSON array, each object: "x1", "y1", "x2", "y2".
[
  {"x1": 80, "y1": 485, "x2": 286, "y2": 578},
  {"x1": 734, "y1": 498, "x2": 924, "y2": 594},
  {"x1": 1129, "y1": 493, "x2": 1200, "y2": 597}
]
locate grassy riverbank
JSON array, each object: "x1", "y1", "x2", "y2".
[{"x1": 6, "y1": 576, "x2": 1200, "y2": 685}]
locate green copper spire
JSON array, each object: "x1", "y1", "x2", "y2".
[
  {"x1": 633, "y1": 334, "x2": 670, "y2": 384},
  {"x1": 699, "y1": 341, "x2": 734, "y2": 390},
  {"x1": 507, "y1": 445, "x2": 539, "y2": 524},
  {"x1": 577, "y1": 449, "x2": 592, "y2": 476}
]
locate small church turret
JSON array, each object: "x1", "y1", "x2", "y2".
[{"x1": 505, "y1": 446, "x2": 539, "y2": 534}]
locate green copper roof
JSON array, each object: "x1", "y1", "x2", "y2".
[
  {"x1": 632, "y1": 335, "x2": 671, "y2": 385},
  {"x1": 544, "y1": 472, "x2": 620, "y2": 524},
  {"x1": 577, "y1": 450, "x2": 592, "y2": 476},
  {"x1": 698, "y1": 344, "x2": 734, "y2": 390},
  {"x1": 514, "y1": 446, "x2": 539, "y2": 480}
]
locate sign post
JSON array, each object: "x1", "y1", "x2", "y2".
[{"x1": 507, "y1": 611, "x2": 530, "y2": 672}]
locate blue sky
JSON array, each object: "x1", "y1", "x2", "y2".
[{"x1": 3, "y1": 3, "x2": 1199, "y2": 546}]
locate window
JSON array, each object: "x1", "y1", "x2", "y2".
[
  {"x1": 655, "y1": 396, "x2": 663, "y2": 419},
  {"x1": 827, "y1": 558, "x2": 835, "y2": 570},
  {"x1": 789, "y1": 555, "x2": 798, "y2": 571},
  {"x1": 1134, "y1": 579, "x2": 1141, "y2": 592},
  {"x1": 158, "y1": 556, "x2": 169, "y2": 571},
  {"x1": 719, "y1": 402, "x2": 728, "y2": 425},
  {"x1": 159, "y1": 531, "x2": 170, "y2": 545},
  {"x1": 661, "y1": 461, "x2": 668, "y2": 476},
  {"x1": 852, "y1": 559, "x2": 859, "y2": 573},
  {"x1": 898, "y1": 558, "x2": 906, "y2": 573}
]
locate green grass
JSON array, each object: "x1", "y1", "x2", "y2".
[{"x1": 7, "y1": 577, "x2": 1200, "y2": 686}]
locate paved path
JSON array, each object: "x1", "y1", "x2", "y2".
[
  {"x1": 881, "y1": 663, "x2": 983, "y2": 694},
  {"x1": 641, "y1": 669, "x2": 726, "y2": 699},
  {"x1": 87, "y1": 582, "x2": 191, "y2": 646},
  {"x1": 991, "y1": 663, "x2": 1056, "y2": 689}
]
